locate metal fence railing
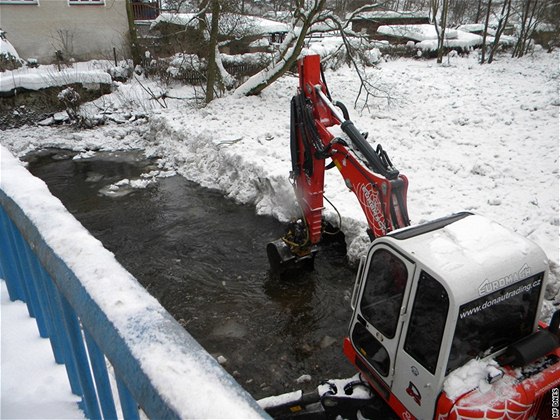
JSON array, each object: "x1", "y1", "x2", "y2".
[
  {"x1": 0, "y1": 145, "x2": 268, "y2": 419},
  {"x1": 132, "y1": 1, "x2": 160, "y2": 21}
]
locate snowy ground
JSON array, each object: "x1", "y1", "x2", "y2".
[
  {"x1": 1, "y1": 49, "x2": 558, "y2": 416},
  {"x1": 2, "y1": 49, "x2": 557, "y2": 274},
  {"x1": 1, "y1": 281, "x2": 85, "y2": 419}
]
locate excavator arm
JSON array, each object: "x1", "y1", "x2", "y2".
[{"x1": 267, "y1": 54, "x2": 410, "y2": 271}]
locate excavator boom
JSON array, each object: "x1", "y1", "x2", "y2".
[{"x1": 267, "y1": 54, "x2": 409, "y2": 271}]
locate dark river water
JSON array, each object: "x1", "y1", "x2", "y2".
[{"x1": 25, "y1": 149, "x2": 357, "y2": 400}]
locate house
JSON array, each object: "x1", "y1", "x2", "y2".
[
  {"x1": 0, "y1": 0, "x2": 132, "y2": 64},
  {"x1": 150, "y1": 13, "x2": 289, "y2": 56},
  {"x1": 350, "y1": 10, "x2": 431, "y2": 38}
]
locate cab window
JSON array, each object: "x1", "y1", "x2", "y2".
[
  {"x1": 404, "y1": 272, "x2": 449, "y2": 374},
  {"x1": 352, "y1": 322, "x2": 390, "y2": 376},
  {"x1": 360, "y1": 249, "x2": 409, "y2": 339},
  {"x1": 447, "y1": 273, "x2": 543, "y2": 374}
]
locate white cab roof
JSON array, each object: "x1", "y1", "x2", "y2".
[{"x1": 378, "y1": 213, "x2": 549, "y2": 305}]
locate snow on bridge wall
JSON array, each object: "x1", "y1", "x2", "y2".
[{"x1": 0, "y1": 145, "x2": 268, "y2": 419}]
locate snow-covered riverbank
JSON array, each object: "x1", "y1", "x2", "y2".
[{"x1": 2, "y1": 50, "x2": 557, "y2": 276}]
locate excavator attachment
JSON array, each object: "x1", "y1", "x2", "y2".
[
  {"x1": 267, "y1": 54, "x2": 409, "y2": 273},
  {"x1": 267, "y1": 219, "x2": 318, "y2": 273}
]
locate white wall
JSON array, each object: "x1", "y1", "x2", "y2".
[{"x1": 1, "y1": 0, "x2": 130, "y2": 63}]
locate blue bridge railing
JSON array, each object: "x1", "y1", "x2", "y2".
[{"x1": 0, "y1": 145, "x2": 268, "y2": 419}]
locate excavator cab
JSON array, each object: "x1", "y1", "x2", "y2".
[{"x1": 345, "y1": 212, "x2": 559, "y2": 419}]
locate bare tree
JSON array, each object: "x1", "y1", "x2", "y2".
[
  {"x1": 474, "y1": 0, "x2": 484, "y2": 22},
  {"x1": 233, "y1": 2, "x2": 396, "y2": 98},
  {"x1": 431, "y1": 0, "x2": 450, "y2": 64},
  {"x1": 488, "y1": 0, "x2": 512, "y2": 63},
  {"x1": 205, "y1": 0, "x2": 221, "y2": 103},
  {"x1": 512, "y1": 0, "x2": 549, "y2": 57},
  {"x1": 125, "y1": 0, "x2": 142, "y2": 66},
  {"x1": 234, "y1": 0, "x2": 328, "y2": 97},
  {"x1": 480, "y1": 0, "x2": 492, "y2": 64}
]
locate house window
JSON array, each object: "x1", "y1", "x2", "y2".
[
  {"x1": 69, "y1": 0, "x2": 104, "y2": 4},
  {"x1": 0, "y1": 0, "x2": 38, "y2": 4}
]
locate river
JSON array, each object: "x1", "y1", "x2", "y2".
[{"x1": 25, "y1": 148, "x2": 357, "y2": 400}]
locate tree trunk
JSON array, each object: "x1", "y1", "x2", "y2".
[
  {"x1": 513, "y1": 0, "x2": 535, "y2": 57},
  {"x1": 480, "y1": 0, "x2": 492, "y2": 64},
  {"x1": 436, "y1": 0, "x2": 449, "y2": 64},
  {"x1": 475, "y1": 0, "x2": 483, "y2": 22},
  {"x1": 488, "y1": 0, "x2": 512, "y2": 63},
  {"x1": 205, "y1": 0, "x2": 220, "y2": 104}
]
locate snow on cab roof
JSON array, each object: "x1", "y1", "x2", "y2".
[{"x1": 385, "y1": 213, "x2": 548, "y2": 305}]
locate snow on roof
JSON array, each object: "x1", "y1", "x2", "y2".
[
  {"x1": 458, "y1": 23, "x2": 485, "y2": 33},
  {"x1": 153, "y1": 12, "x2": 289, "y2": 35},
  {"x1": 376, "y1": 24, "x2": 490, "y2": 50},
  {"x1": 377, "y1": 24, "x2": 459, "y2": 42},
  {"x1": 262, "y1": 10, "x2": 292, "y2": 23},
  {"x1": 351, "y1": 10, "x2": 429, "y2": 20},
  {"x1": 416, "y1": 30, "x2": 484, "y2": 51}
]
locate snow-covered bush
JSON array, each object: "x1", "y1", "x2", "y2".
[
  {"x1": 108, "y1": 60, "x2": 134, "y2": 82},
  {"x1": 0, "y1": 30, "x2": 22, "y2": 72},
  {"x1": 58, "y1": 86, "x2": 98, "y2": 128},
  {"x1": 58, "y1": 86, "x2": 81, "y2": 122}
]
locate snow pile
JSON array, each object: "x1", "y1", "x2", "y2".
[
  {"x1": 443, "y1": 358, "x2": 517, "y2": 402},
  {"x1": 0, "y1": 30, "x2": 20, "y2": 61},
  {"x1": 0, "y1": 61, "x2": 113, "y2": 92},
  {"x1": 1, "y1": 281, "x2": 86, "y2": 418}
]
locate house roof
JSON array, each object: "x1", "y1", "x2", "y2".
[
  {"x1": 377, "y1": 24, "x2": 459, "y2": 42},
  {"x1": 350, "y1": 10, "x2": 430, "y2": 21},
  {"x1": 152, "y1": 13, "x2": 289, "y2": 36}
]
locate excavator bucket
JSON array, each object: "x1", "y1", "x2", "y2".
[
  {"x1": 266, "y1": 239, "x2": 315, "y2": 274},
  {"x1": 266, "y1": 239, "x2": 295, "y2": 272}
]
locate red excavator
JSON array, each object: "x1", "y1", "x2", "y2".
[{"x1": 264, "y1": 54, "x2": 560, "y2": 419}]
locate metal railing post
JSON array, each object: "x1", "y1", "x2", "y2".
[
  {"x1": 83, "y1": 329, "x2": 119, "y2": 419},
  {"x1": 0, "y1": 207, "x2": 26, "y2": 301},
  {"x1": 58, "y1": 293, "x2": 102, "y2": 419},
  {"x1": 116, "y1": 376, "x2": 140, "y2": 420}
]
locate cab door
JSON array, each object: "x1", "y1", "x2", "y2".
[
  {"x1": 391, "y1": 271, "x2": 450, "y2": 420},
  {"x1": 349, "y1": 244, "x2": 416, "y2": 392}
]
